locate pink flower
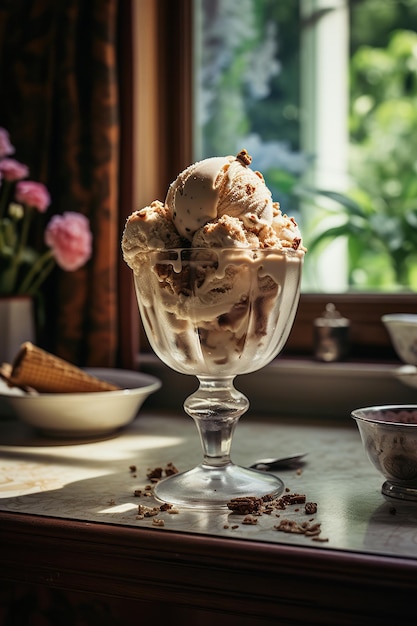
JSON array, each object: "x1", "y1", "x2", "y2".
[
  {"x1": 0, "y1": 128, "x2": 15, "y2": 158},
  {"x1": 15, "y1": 180, "x2": 50, "y2": 213},
  {"x1": 0, "y1": 158, "x2": 29, "y2": 182},
  {"x1": 45, "y1": 212, "x2": 92, "y2": 271}
]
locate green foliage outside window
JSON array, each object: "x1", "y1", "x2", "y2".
[
  {"x1": 308, "y1": 26, "x2": 417, "y2": 291},
  {"x1": 198, "y1": 0, "x2": 417, "y2": 291}
]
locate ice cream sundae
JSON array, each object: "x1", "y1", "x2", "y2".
[{"x1": 122, "y1": 150, "x2": 305, "y2": 507}]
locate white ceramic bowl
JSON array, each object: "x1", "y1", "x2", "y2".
[
  {"x1": 393, "y1": 364, "x2": 417, "y2": 390},
  {"x1": 382, "y1": 313, "x2": 417, "y2": 365},
  {"x1": 352, "y1": 404, "x2": 417, "y2": 501},
  {"x1": 0, "y1": 368, "x2": 161, "y2": 438}
]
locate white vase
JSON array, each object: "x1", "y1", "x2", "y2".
[{"x1": 0, "y1": 296, "x2": 35, "y2": 364}]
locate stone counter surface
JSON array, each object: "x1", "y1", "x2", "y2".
[{"x1": 1, "y1": 411, "x2": 417, "y2": 560}]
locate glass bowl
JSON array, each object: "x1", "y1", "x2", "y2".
[{"x1": 132, "y1": 247, "x2": 304, "y2": 508}]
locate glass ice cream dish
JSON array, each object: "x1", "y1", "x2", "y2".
[
  {"x1": 122, "y1": 150, "x2": 305, "y2": 509},
  {"x1": 133, "y1": 246, "x2": 303, "y2": 508}
]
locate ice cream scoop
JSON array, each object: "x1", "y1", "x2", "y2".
[
  {"x1": 165, "y1": 149, "x2": 273, "y2": 241},
  {"x1": 122, "y1": 150, "x2": 304, "y2": 272},
  {"x1": 121, "y1": 200, "x2": 185, "y2": 273},
  {"x1": 165, "y1": 156, "x2": 233, "y2": 239}
]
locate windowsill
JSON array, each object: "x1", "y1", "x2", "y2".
[{"x1": 138, "y1": 353, "x2": 417, "y2": 419}]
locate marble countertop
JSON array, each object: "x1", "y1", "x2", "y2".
[{"x1": 1, "y1": 410, "x2": 417, "y2": 561}]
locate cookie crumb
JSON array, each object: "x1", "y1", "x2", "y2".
[
  {"x1": 274, "y1": 518, "x2": 323, "y2": 540},
  {"x1": 138, "y1": 504, "x2": 159, "y2": 517},
  {"x1": 165, "y1": 462, "x2": 179, "y2": 476},
  {"x1": 305, "y1": 502, "x2": 318, "y2": 515},
  {"x1": 236, "y1": 149, "x2": 252, "y2": 166},
  {"x1": 146, "y1": 467, "x2": 163, "y2": 480},
  {"x1": 227, "y1": 496, "x2": 263, "y2": 514}
]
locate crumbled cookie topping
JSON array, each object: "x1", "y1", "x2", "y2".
[
  {"x1": 236, "y1": 149, "x2": 252, "y2": 166},
  {"x1": 226, "y1": 491, "x2": 327, "y2": 542},
  {"x1": 129, "y1": 462, "x2": 328, "y2": 542},
  {"x1": 227, "y1": 496, "x2": 263, "y2": 515},
  {"x1": 146, "y1": 467, "x2": 163, "y2": 481},
  {"x1": 305, "y1": 502, "x2": 318, "y2": 515},
  {"x1": 274, "y1": 519, "x2": 322, "y2": 537}
]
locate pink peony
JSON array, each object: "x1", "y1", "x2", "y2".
[
  {"x1": 0, "y1": 127, "x2": 15, "y2": 158},
  {"x1": 45, "y1": 211, "x2": 92, "y2": 271},
  {"x1": 15, "y1": 180, "x2": 51, "y2": 213},
  {"x1": 0, "y1": 158, "x2": 29, "y2": 182}
]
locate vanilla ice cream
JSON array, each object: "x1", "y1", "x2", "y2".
[
  {"x1": 121, "y1": 200, "x2": 184, "y2": 274},
  {"x1": 165, "y1": 150, "x2": 274, "y2": 241},
  {"x1": 122, "y1": 150, "x2": 303, "y2": 269}
]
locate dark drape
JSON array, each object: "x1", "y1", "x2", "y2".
[{"x1": 0, "y1": 0, "x2": 130, "y2": 367}]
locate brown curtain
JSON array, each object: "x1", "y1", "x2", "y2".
[{"x1": 0, "y1": 0, "x2": 133, "y2": 367}]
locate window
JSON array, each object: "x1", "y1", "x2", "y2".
[
  {"x1": 188, "y1": 0, "x2": 417, "y2": 359},
  {"x1": 194, "y1": 0, "x2": 417, "y2": 294},
  {"x1": 132, "y1": 0, "x2": 416, "y2": 360}
]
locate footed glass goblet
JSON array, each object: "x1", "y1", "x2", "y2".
[{"x1": 134, "y1": 247, "x2": 304, "y2": 509}]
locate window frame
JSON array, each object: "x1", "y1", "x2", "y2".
[{"x1": 287, "y1": 293, "x2": 416, "y2": 360}]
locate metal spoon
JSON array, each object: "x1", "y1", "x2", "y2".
[{"x1": 249, "y1": 453, "x2": 307, "y2": 470}]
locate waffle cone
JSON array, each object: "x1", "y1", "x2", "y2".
[{"x1": 7, "y1": 343, "x2": 119, "y2": 393}]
